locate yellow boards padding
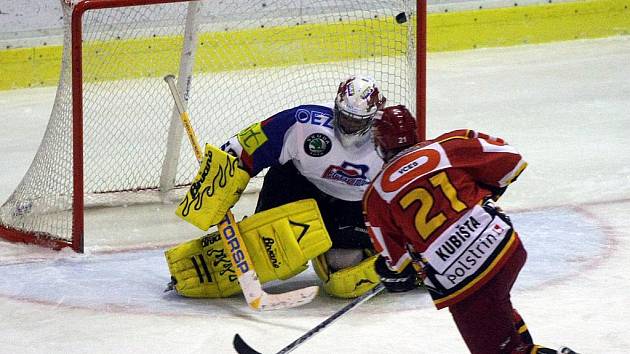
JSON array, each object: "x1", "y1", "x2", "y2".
[{"x1": 428, "y1": 0, "x2": 630, "y2": 52}]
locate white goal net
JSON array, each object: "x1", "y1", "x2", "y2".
[{"x1": 0, "y1": 0, "x2": 421, "y2": 252}]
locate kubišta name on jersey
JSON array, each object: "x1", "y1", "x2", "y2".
[{"x1": 423, "y1": 205, "x2": 511, "y2": 289}]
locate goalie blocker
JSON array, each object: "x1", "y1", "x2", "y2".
[
  {"x1": 175, "y1": 143, "x2": 251, "y2": 231},
  {"x1": 165, "y1": 199, "x2": 332, "y2": 298}
]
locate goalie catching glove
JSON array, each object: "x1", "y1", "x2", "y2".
[{"x1": 165, "y1": 199, "x2": 332, "y2": 298}]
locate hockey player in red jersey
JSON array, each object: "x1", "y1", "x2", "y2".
[{"x1": 363, "y1": 105, "x2": 578, "y2": 354}]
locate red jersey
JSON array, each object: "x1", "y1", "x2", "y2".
[{"x1": 363, "y1": 130, "x2": 527, "y2": 309}]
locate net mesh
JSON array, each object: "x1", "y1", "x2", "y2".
[{"x1": 0, "y1": 0, "x2": 418, "y2": 248}]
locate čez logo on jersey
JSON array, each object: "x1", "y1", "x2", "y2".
[{"x1": 304, "y1": 133, "x2": 332, "y2": 157}]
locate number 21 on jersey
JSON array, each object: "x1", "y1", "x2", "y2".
[{"x1": 380, "y1": 143, "x2": 466, "y2": 240}]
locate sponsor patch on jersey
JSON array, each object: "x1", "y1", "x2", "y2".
[
  {"x1": 321, "y1": 161, "x2": 370, "y2": 186},
  {"x1": 237, "y1": 122, "x2": 268, "y2": 155},
  {"x1": 379, "y1": 142, "x2": 451, "y2": 195},
  {"x1": 295, "y1": 109, "x2": 334, "y2": 129},
  {"x1": 424, "y1": 206, "x2": 513, "y2": 291},
  {"x1": 304, "y1": 133, "x2": 332, "y2": 157}
]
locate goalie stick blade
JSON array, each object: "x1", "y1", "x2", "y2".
[
  {"x1": 233, "y1": 334, "x2": 263, "y2": 354},
  {"x1": 257, "y1": 285, "x2": 319, "y2": 311}
]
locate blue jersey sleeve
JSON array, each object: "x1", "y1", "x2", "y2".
[{"x1": 229, "y1": 105, "x2": 332, "y2": 176}]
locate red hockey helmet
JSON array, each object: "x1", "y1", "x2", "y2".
[{"x1": 372, "y1": 105, "x2": 419, "y2": 160}]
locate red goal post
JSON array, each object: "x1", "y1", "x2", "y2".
[{"x1": 0, "y1": 0, "x2": 426, "y2": 253}]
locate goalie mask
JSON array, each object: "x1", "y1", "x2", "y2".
[
  {"x1": 334, "y1": 76, "x2": 386, "y2": 147},
  {"x1": 372, "y1": 105, "x2": 419, "y2": 162}
]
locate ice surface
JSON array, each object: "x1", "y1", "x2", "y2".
[{"x1": 1, "y1": 36, "x2": 629, "y2": 353}]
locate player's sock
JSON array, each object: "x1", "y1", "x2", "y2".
[{"x1": 512, "y1": 309, "x2": 533, "y2": 345}]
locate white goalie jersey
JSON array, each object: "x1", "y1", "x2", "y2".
[{"x1": 221, "y1": 104, "x2": 384, "y2": 201}]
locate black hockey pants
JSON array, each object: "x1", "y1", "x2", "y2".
[{"x1": 255, "y1": 162, "x2": 372, "y2": 250}]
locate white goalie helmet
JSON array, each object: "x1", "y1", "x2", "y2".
[{"x1": 334, "y1": 75, "x2": 386, "y2": 147}]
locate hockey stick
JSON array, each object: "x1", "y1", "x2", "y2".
[
  {"x1": 164, "y1": 74, "x2": 318, "y2": 311},
  {"x1": 233, "y1": 283, "x2": 386, "y2": 354}
]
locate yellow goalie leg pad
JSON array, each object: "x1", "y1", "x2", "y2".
[
  {"x1": 239, "y1": 198, "x2": 332, "y2": 281},
  {"x1": 164, "y1": 231, "x2": 241, "y2": 298},
  {"x1": 312, "y1": 253, "x2": 381, "y2": 299},
  {"x1": 176, "y1": 144, "x2": 250, "y2": 231},
  {"x1": 165, "y1": 199, "x2": 332, "y2": 298}
]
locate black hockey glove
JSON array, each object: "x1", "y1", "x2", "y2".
[
  {"x1": 482, "y1": 198, "x2": 512, "y2": 227},
  {"x1": 374, "y1": 255, "x2": 418, "y2": 293},
  {"x1": 479, "y1": 183, "x2": 507, "y2": 201}
]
